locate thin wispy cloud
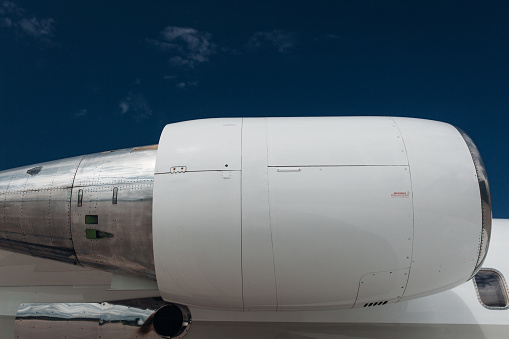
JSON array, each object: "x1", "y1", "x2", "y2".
[
  {"x1": 73, "y1": 108, "x2": 88, "y2": 119},
  {"x1": 163, "y1": 74, "x2": 199, "y2": 90},
  {"x1": 18, "y1": 17, "x2": 54, "y2": 38},
  {"x1": 247, "y1": 30, "x2": 298, "y2": 53},
  {"x1": 315, "y1": 34, "x2": 349, "y2": 42},
  {"x1": 118, "y1": 92, "x2": 153, "y2": 122},
  {"x1": 149, "y1": 26, "x2": 216, "y2": 68},
  {"x1": 0, "y1": 1, "x2": 55, "y2": 44},
  {"x1": 175, "y1": 81, "x2": 198, "y2": 89},
  {"x1": 149, "y1": 27, "x2": 300, "y2": 88}
]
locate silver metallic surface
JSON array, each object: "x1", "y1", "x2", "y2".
[
  {"x1": 472, "y1": 268, "x2": 509, "y2": 310},
  {"x1": 0, "y1": 156, "x2": 84, "y2": 263},
  {"x1": 456, "y1": 128, "x2": 492, "y2": 277},
  {"x1": 14, "y1": 298, "x2": 185, "y2": 339},
  {"x1": 0, "y1": 146, "x2": 157, "y2": 279},
  {"x1": 71, "y1": 147, "x2": 157, "y2": 279}
]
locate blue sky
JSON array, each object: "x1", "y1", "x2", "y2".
[{"x1": 0, "y1": 1, "x2": 508, "y2": 217}]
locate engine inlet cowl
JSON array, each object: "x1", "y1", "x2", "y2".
[{"x1": 153, "y1": 117, "x2": 491, "y2": 310}]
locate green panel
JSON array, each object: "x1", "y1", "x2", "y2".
[
  {"x1": 86, "y1": 229, "x2": 98, "y2": 239},
  {"x1": 85, "y1": 215, "x2": 98, "y2": 224}
]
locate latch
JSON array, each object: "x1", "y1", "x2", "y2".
[{"x1": 170, "y1": 166, "x2": 187, "y2": 174}]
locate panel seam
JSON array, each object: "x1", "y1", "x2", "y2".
[{"x1": 391, "y1": 117, "x2": 415, "y2": 301}]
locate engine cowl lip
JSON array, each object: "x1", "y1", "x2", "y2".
[{"x1": 455, "y1": 127, "x2": 492, "y2": 278}]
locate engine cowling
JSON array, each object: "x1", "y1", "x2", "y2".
[
  {"x1": 152, "y1": 117, "x2": 491, "y2": 310},
  {"x1": 0, "y1": 117, "x2": 491, "y2": 312}
]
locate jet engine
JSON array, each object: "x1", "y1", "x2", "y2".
[{"x1": 0, "y1": 117, "x2": 491, "y2": 312}]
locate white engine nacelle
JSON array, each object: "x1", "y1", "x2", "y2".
[{"x1": 152, "y1": 117, "x2": 491, "y2": 311}]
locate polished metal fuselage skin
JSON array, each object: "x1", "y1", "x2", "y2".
[
  {"x1": 15, "y1": 298, "x2": 173, "y2": 339},
  {"x1": 0, "y1": 146, "x2": 157, "y2": 279},
  {"x1": 0, "y1": 155, "x2": 82, "y2": 263}
]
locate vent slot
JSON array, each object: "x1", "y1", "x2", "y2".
[
  {"x1": 112, "y1": 187, "x2": 118, "y2": 204},
  {"x1": 363, "y1": 301, "x2": 388, "y2": 307},
  {"x1": 86, "y1": 229, "x2": 114, "y2": 239},
  {"x1": 77, "y1": 189, "x2": 83, "y2": 207}
]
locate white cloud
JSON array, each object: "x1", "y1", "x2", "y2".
[
  {"x1": 74, "y1": 108, "x2": 88, "y2": 118},
  {"x1": 149, "y1": 26, "x2": 216, "y2": 68},
  {"x1": 118, "y1": 92, "x2": 153, "y2": 122},
  {"x1": 248, "y1": 30, "x2": 298, "y2": 53},
  {"x1": 119, "y1": 101, "x2": 129, "y2": 114},
  {"x1": 0, "y1": 1, "x2": 55, "y2": 43},
  {"x1": 18, "y1": 17, "x2": 54, "y2": 38},
  {"x1": 175, "y1": 81, "x2": 198, "y2": 89},
  {"x1": 2, "y1": 2, "x2": 21, "y2": 12}
]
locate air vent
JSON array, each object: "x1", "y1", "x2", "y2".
[
  {"x1": 26, "y1": 166, "x2": 42, "y2": 175},
  {"x1": 363, "y1": 301, "x2": 388, "y2": 307},
  {"x1": 86, "y1": 229, "x2": 114, "y2": 239}
]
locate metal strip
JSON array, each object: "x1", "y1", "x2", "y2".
[{"x1": 455, "y1": 127, "x2": 492, "y2": 277}]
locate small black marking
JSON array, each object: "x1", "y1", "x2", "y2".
[{"x1": 27, "y1": 166, "x2": 42, "y2": 175}]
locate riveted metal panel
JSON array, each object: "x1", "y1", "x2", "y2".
[
  {"x1": 0, "y1": 156, "x2": 83, "y2": 263},
  {"x1": 70, "y1": 147, "x2": 156, "y2": 280}
]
